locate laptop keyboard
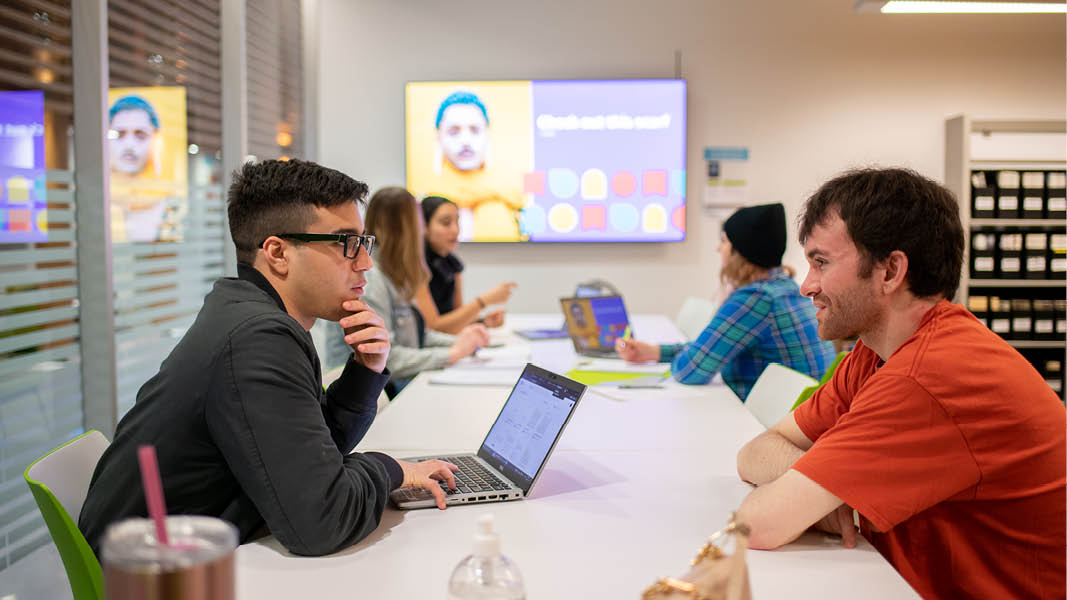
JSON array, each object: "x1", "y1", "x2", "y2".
[{"x1": 433, "y1": 455, "x2": 511, "y2": 495}]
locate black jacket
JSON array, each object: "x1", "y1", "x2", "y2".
[{"x1": 79, "y1": 264, "x2": 401, "y2": 556}]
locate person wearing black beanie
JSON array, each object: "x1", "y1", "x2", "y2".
[
  {"x1": 723, "y1": 203, "x2": 787, "y2": 269},
  {"x1": 615, "y1": 202, "x2": 835, "y2": 401}
]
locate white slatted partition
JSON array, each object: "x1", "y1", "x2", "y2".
[
  {"x1": 0, "y1": 169, "x2": 83, "y2": 569},
  {"x1": 112, "y1": 184, "x2": 225, "y2": 415},
  {"x1": 107, "y1": 0, "x2": 225, "y2": 418},
  {"x1": 246, "y1": 0, "x2": 304, "y2": 160},
  {"x1": 0, "y1": 0, "x2": 81, "y2": 569},
  {"x1": 0, "y1": 0, "x2": 307, "y2": 578}
]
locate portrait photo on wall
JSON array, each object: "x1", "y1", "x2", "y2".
[
  {"x1": 107, "y1": 86, "x2": 188, "y2": 243},
  {"x1": 406, "y1": 81, "x2": 533, "y2": 242}
]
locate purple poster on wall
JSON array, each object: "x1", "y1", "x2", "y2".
[
  {"x1": 522, "y1": 79, "x2": 686, "y2": 242},
  {"x1": 0, "y1": 90, "x2": 47, "y2": 242}
]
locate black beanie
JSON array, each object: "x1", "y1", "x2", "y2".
[
  {"x1": 420, "y1": 195, "x2": 455, "y2": 224},
  {"x1": 722, "y1": 203, "x2": 787, "y2": 268}
]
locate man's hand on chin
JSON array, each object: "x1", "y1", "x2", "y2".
[{"x1": 339, "y1": 300, "x2": 390, "y2": 373}]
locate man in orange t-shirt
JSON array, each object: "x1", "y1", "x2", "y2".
[{"x1": 734, "y1": 168, "x2": 1066, "y2": 600}]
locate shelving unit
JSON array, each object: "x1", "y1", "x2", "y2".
[{"x1": 945, "y1": 116, "x2": 1067, "y2": 400}]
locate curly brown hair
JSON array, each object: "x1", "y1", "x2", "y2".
[{"x1": 798, "y1": 168, "x2": 964, "y2": 300}]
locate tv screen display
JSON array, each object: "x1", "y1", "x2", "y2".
[{"x1": 405, "y1": 79, "x2": 686, "y2": 243}]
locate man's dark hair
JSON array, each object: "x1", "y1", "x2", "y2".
[
  {"x1": 227, "y1": 159, "x2": 369, "y2": 264},
  {"x1": 798, "y1": 167, "x2": 964, "y2": 300}
]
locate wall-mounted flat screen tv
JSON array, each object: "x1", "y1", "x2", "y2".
[{"x1": 405, "y1": 79, "x2": 686, "y2": 243}]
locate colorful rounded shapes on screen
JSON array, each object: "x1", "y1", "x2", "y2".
[
  {"x1": 548, "y1": 168, "x2": 579, "y2": 199},
  {"x1": 548, "y1": 203, "x2": 579, "y2": 233},
  {"x1": 608, "y1": 203, "x2": 639, "y2": 232},
  {"x1": 580, "y1": 169, "x2": 607, "y2": 200},
  {"x1": 642, "y1": 170, "x2": 667, "y2": 196},
  {"x1": 642, "y1": 203, "x2": 667, "y2": 233},
  {"x1": 6, "y1": 177, "x2": 30, "y2": 203},
  {"x1": 7, "y1": 209, "x2": 31, "y2": 231},
  {"x1": 523, "y1": 172, "x2": 545, "y2": 196},
  {"x1": 582, "y1": 205, "x2": 606, "y2": 231},
  {"x1": 672, "y1": 205, "x2": 685, "y2": 232},
  {"x1": 520, "y1": 204, "x2": 547, "y2": 235},
  {"x1": 611, "y1": 171, "x2": 636, "y2": 197},
  {"x1": 670, "y1": 170, "x2": 686, "y2": 196},
  {"x1": 35, "y1": 210, "x2": 48, "y2": 232}
]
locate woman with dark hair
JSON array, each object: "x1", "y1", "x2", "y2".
[
  {"x1": 413, "y1": 195, "x2": 516, "y2": 334},
  {"x1": 616, "y1": 203, "x2": 835, "y2": 401},
  {"x1": 333, "y1": 187, "x2": 488, "y2": 396}
]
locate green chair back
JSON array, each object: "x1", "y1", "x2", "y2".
[
  {"x1": 792, "y1": 351, "x2": 849, "y2": 411},
  {"x1": 24, "y1": 430, "x2": 109, "y2": 600}
]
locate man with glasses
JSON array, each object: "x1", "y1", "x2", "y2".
[{"x1": 80, "y1": 159, "x2": 458, "y2": 557}]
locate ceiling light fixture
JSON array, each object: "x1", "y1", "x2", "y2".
[{"x1": 856, "y1": 0, "x2": 1067, "y2": 13}]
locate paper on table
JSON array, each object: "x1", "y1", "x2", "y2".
[
  {"x1": 451, "y1": 345, "x2": 531, "y2": 370},
  {"x1": 428, "y1": 368, "x2": 522, "y2": 386},
  {"x1": 474, "y1": 345, "x2": 531, "y2": 360},
  {"x1": 451, "y1": 357, "x2": 529, "y2": 370},
  {"x1": 572, "y1": 358, "x2": 669, "y2": 375}
]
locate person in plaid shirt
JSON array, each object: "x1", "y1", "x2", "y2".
[{"x1": 616, "y1": 203, "x2": 834, "y2": 400}]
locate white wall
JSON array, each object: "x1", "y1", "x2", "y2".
[{"x1": 315, "y1": 0, "x2": 1065, "y2": 317}]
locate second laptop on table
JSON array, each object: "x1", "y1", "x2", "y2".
[{"x1": 559, "y1": 295, "x2": 633, "y2": 358}]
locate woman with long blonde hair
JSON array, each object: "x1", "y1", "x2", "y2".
[{"x1": 333, "y1": 186, "x2": 488, "y2": 396}]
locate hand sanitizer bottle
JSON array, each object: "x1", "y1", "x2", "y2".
[{"x1": 447, "y1": 514, "x2": 525, "y2": 600}]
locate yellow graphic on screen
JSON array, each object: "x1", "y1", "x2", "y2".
[
  {"x1": 406, "y1": 81, "x2": 532, "y2": 242},
  {"x1": 548, "y1": 203, "x2": 578, "y2": 233},
  {"x1": 580, "y1": 168, "x2": 607, "y2": 200},
  {"x1": 7, "y1": 176, "x2": 30, "y2": 203},
  {"x1": 643, "y1": 203, "x2": 668, "y2": 233}
]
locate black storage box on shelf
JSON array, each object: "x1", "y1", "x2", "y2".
[
  {"x1": 1010, "y1": 299, "x2": 1033, "y2": 341},
  {"x1": 969, "y1": 231, "x2": 997, "y2": 279},
  {"x1": 996, "y1": 170, "x2": 1021, "y2": 219},
  {"x1": 1047, "y1": 171, "x2": 1066, "y2": 220},
  {"x1": 988, "y1": 296, "x2": 1012, "y2": 338},
  {"x1": 1032, "y1": 300, "x2": 1056, "y2": 341},
  {"x1": 997, "y1": 232, "x2": 1023, "y2": 279},
  {"x1": 1021, "y1": 171, "x2": 1046, "y2": 219},
  {"x1": 1049, "y1": 233, "x2": 1067, "y2": 279},
  {"x1": 1024, "y1": 232, "x2": 1048, "y2": 280},
  {"x1": 970, "y1": 170, "x2": 996, "y2": 219}
]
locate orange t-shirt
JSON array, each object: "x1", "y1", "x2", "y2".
[{"x1": 793, "y1": 301, "x2": 1066, "y2": 600}]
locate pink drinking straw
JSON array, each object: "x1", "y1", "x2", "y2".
[{"x1": 137, "y1": 445, "x2": 170, "y2": 546}]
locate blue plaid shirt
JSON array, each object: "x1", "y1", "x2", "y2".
[{"x1": 660, "y1": 268, "x2": 835, "y2": 401}]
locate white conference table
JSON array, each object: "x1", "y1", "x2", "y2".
[{"x1": 236, "y1": 315, "x2": 918, "y2": 599}]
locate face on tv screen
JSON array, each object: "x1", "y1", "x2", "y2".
[{"x1": 405, "y1": 79, "x2": 686, "y2": 243}]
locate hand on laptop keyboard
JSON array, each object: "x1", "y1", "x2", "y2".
[
  {"x1": 438, "y1": 456, "x2": 511, "y2": 493},
  {"x1": 396, "y1": 458, "x2": 459, "y2": 509}
]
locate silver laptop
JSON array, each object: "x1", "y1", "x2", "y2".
[
  {"x1": 559, "y1": 295, "x2": 632, "y2": 358},
  {"x1": 390, "y1": 364, "x2": 586, "y2": 509}
]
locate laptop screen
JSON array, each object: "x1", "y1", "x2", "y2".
[
  {"x1": 477, "y1": 364, "x2": 585, "y2": 493},
  {"x1": 560, "y1": 295, "x2": 631, "y2": 352}
]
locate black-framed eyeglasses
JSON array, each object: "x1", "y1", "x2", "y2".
[{"x1": 272, "y1": 233, "x2": 375, "y2": 259}]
